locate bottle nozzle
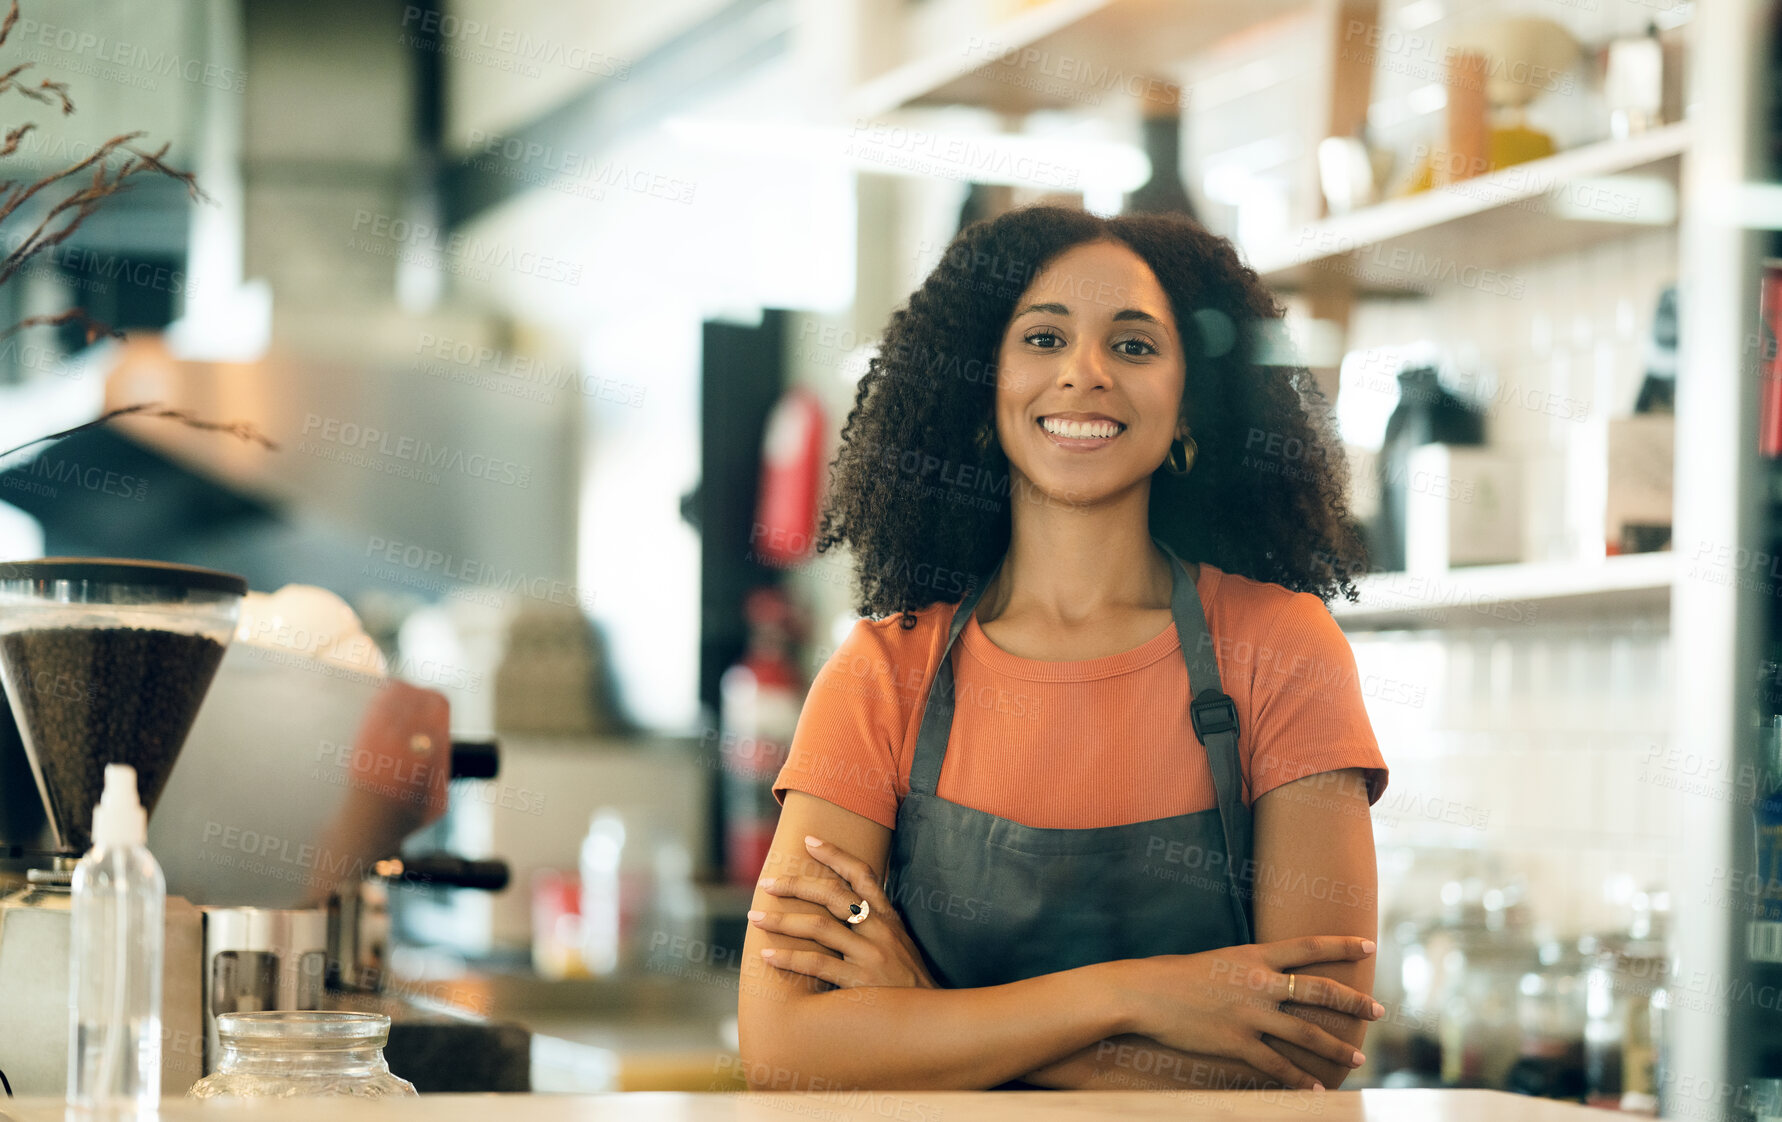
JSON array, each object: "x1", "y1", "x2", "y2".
[{"x1": 91, "y1": 763, "x2": 148, "y2": 849}]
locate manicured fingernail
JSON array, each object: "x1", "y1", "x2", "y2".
[
  {"x1": 757, "y1": 877, "x2": 775, "y2": 889},
  {"x1": 747, "y1": 909, "x2": 765, "y2": 922},
  {"x1": 1371, "y1": 1002, "x2": 1385, "y2": 1018},
  {"x1": 760, "y1": 948, "x2": 776, "y2": 960},
  {"x1": 1361, "y1": 940, "x2": 1376, "y2": 954},
  {"x1": 1351, "y1": 1051, "x2": 1365, "y2": 1068},
  {"x1": 1312, "y1": 1082, "x2": 1325, "y2": 1092},
  {"x1": 804, "y1": 835, "x2": 823, "y2": 847}
]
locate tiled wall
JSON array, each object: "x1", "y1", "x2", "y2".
[{"x1": 1350, "y1": 615, "x2": 1674, "y2": 939}]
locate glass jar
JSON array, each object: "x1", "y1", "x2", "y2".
[
  {"x1": 1432, "y1": 878, "x2": 1538, "y2": 1089},
  {"x1": 187, "y1": 1011, "x2": 417, "y2": 1099}
]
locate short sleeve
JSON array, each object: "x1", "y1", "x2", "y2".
[
  {"x1": 1244, "y1": 593, "x2": 1390, "y2": 806},
  {"x1": 771, "y1": 618, "x2": 913, "y2": 830}
]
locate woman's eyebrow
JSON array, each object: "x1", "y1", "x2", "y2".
[
  {"x1": 1112, "y1": 308, "x2": 1164, "y2": 325},
  {"x1": 1013, "y1": 303, "x2": 1164, "y2": 325}
]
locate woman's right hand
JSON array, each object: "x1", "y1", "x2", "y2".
[{"x1": 1110, "y1": 935, "x2": 1383, "y2": 1090}]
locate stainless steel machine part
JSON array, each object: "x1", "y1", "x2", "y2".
[{"x1": 200, "y1": 906, "x2": 329, "y2": 1073}]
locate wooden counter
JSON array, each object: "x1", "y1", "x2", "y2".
[{"x1": 0, "y1": 1089, "x2": 1621, "y2": 1119}]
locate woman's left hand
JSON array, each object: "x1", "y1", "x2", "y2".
[{"x1": 751, "y1": 835, "x2": 939, "y2": 990}]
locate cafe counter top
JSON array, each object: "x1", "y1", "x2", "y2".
[{"x1": 0, "y1": 1089, "x2": 1626, "y2": 1120}]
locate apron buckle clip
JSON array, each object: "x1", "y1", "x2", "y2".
[{"x1": 1190, "y1": 690, "x2": 1240, "y2": 742}]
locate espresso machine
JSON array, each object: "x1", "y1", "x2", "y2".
[
  {"x1": 0, "y1": 558, "x2": 243, "y2": 1095},
  {"x1": 0, "y1": 561, "x2": 512, "y2": 1095}
]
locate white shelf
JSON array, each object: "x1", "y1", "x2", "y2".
[
  {"x1": 1250, "y1": 122, "x2": 1692, "y2": 294},
  {"x1": 1331, "y1": 551, "x2": 1674, "y2": 631},
  {"x1": 846, "y1": 0, "x2": 1308, "y2": 118}
]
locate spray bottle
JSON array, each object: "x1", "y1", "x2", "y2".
[{"x1": 68, "y1": 763, "x2": 164, "y2": 1112}]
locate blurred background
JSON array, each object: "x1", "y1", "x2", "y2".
[{"x1": 0, "y1": 0, "x2": 1777, "y2": 1110}]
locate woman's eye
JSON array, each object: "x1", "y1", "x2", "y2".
[
  {"x1": 1115, "y1": 338, "x2": 1158, "y2": 357},
  {"x1": 1023, "y1": 330, "x2": 1063, "y2": 348}
]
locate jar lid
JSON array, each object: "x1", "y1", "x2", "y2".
[
  {"x1": 216, "y1": 1011, "x2": 391, "y2": 1049},
  {"x1": 0, "y1": 557, "x2": 248, "y2": 595}
]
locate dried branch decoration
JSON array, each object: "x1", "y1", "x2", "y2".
[
  {"x1": 0, "y1": 0, "x2": 276, "y2": 458},
  {"x1": 0, "y1": 404, "x2": 280, "y2": 461},
  {"x1": 0, "y1": 0, "x2": 212, "y2": 296}
]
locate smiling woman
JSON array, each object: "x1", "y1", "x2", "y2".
[{"x1": 736, "y1": 205, "x2": 1388, "y2": 1094}]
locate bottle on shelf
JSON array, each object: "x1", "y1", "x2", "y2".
[
  {"x1": 1507, "y1": 936, "x2": 1589, "y2": 1101},
  {"x1": 1124, "y1": 103, "x2": 1198, "y2": 222},
  {"x1": 718, "y1": 586, "x2": 806, "y2": 888},
  {"x1": 579, "y1": 806, "x2": 647, "y2": 977},
  {"x1": 1583, "y1": 888, "x2": 1669, "y2": 1114},
  {"x1": 580, "y1": 806, "x2": 707, "y2": 978},
  {"x1": 1442, "y1": 880, "x2": 1539, "y2": 1090}
]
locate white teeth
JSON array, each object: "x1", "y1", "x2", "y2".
[{"x1": 1041, "y1": 417, "x2": 1121, "y2": 439}]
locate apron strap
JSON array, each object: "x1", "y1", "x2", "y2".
[
  {"x1": 907, "y1": 558, "x2": 1001, "y2": 797},
  {"x1": 1158, "y1": 538, "x2": 1255, "y2": 944}
]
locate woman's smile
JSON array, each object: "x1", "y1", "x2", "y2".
[{"x1": 1036, "y1": 414, "x2": 1127, "y2": 451}]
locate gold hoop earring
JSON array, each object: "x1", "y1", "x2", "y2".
[
  {"x1": 974, "y1": 421, "x2": 996, "y2": 453},
  {"x1": 1164, "y1": 434, "x2": 1197, "y2": 475}
]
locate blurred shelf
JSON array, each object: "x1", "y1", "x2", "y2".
[
  {"x1": 1251, "y1": 122, "x2": 1691, "y2": 295},
  {"x1": 846, "y1": 0, "x2": 1309, "y2": 118},
  {"x1": 1332, "y1": 551, "x2": 1674, "y2": 631}
]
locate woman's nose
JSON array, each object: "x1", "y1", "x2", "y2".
[{"x1": 1057, "y1": 345, "x2": 1114, "y2": 390}]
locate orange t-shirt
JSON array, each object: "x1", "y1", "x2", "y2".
[{"x1": 772, "y1": 562, "x2": 1389, "y2": 830}]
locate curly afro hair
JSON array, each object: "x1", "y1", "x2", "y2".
[{"x1": 814, "y1": 205, "x2": 1367, "y2": 627}]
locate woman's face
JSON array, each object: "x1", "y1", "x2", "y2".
[{"x1": 993, "y1": 239, "x2": 1187, "y2": 508}]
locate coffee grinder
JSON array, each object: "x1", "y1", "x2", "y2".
[{"x1": 0, "y1": 558, "x2": 246, "y2": 1097}]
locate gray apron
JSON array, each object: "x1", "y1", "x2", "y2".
[{"x1": 883, "y1": 538, "x2": 1255, "y2": 1005}]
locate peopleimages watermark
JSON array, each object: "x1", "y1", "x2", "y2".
[
  {"x1": 0, "y1": 452, "x2": 149, "y2": 503},
  {"x1": 463, "y1": 129, "x2": 696, "y2": 205},
  {"x1": 2, "y1": 662, "x2": 96, "y2": 704},
  {"x1": 16, "y1": 17, "x2": 247, "y2": 93},
  {"x1": 795, "y1": 321, "x2": 1028, "y2": 393},
  {"x1": 1341, "y1": 359, "x2": 1589, "y2": 424},
  {"x1": 362, "y1": 535, "x2": 598, "y2": 613},
  {"x1": 961, "y1": 36, "x2": 1184, "y2": 107},
  {"x1": 231, "y1": 626, "x2": 484, "y2": 694},
  {"x1": 398, "y1": 5, "x2": 632, "y2": 81},
  {"x1": 1241, "y1": 425, "x2": 1476, "y2": 504},
  {"x1": 1292, "y1": 230, "x2": 1527, "y2": 299},
  {"x1": 1685, "y1": 537, "x2": 1782, "y2": 597},
  {"x1": 1143, "y1": 836, "x2": 1377, "y2": 911},
  {"x1": 310, "y1": 738, "x2": 547, "y2": 816},
  {"x1": 1401, "y1": 144, "x2": 1647, "y2": 221},
  {"x1": 1339, "y1": 21, "x2": 1578, "y2": 97},
  {"x1": 710, "y1": 1057, "x2": 941, "y2": 1119},
  {"x1": 0, "y1": 230, "x2": 197, "y2": 297},
  {"x1": 298, "y1": 414, "x2": 533, "y2": 488},
  {"x1": 846, "y1": 119, "x2": 1081, "y2": 189},
  {"x1": 200, "y1": 821, "x2": 381, "y2": 891},
  {"x1": 805, "y1": 631, "x2": 1046, "y2": 721},
  {"x1": 347, "y1": 210, "x2": 584, "y2": 286},
  {"x1": 411, "y1": 332, "x2": 648, "y2": 407}
]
